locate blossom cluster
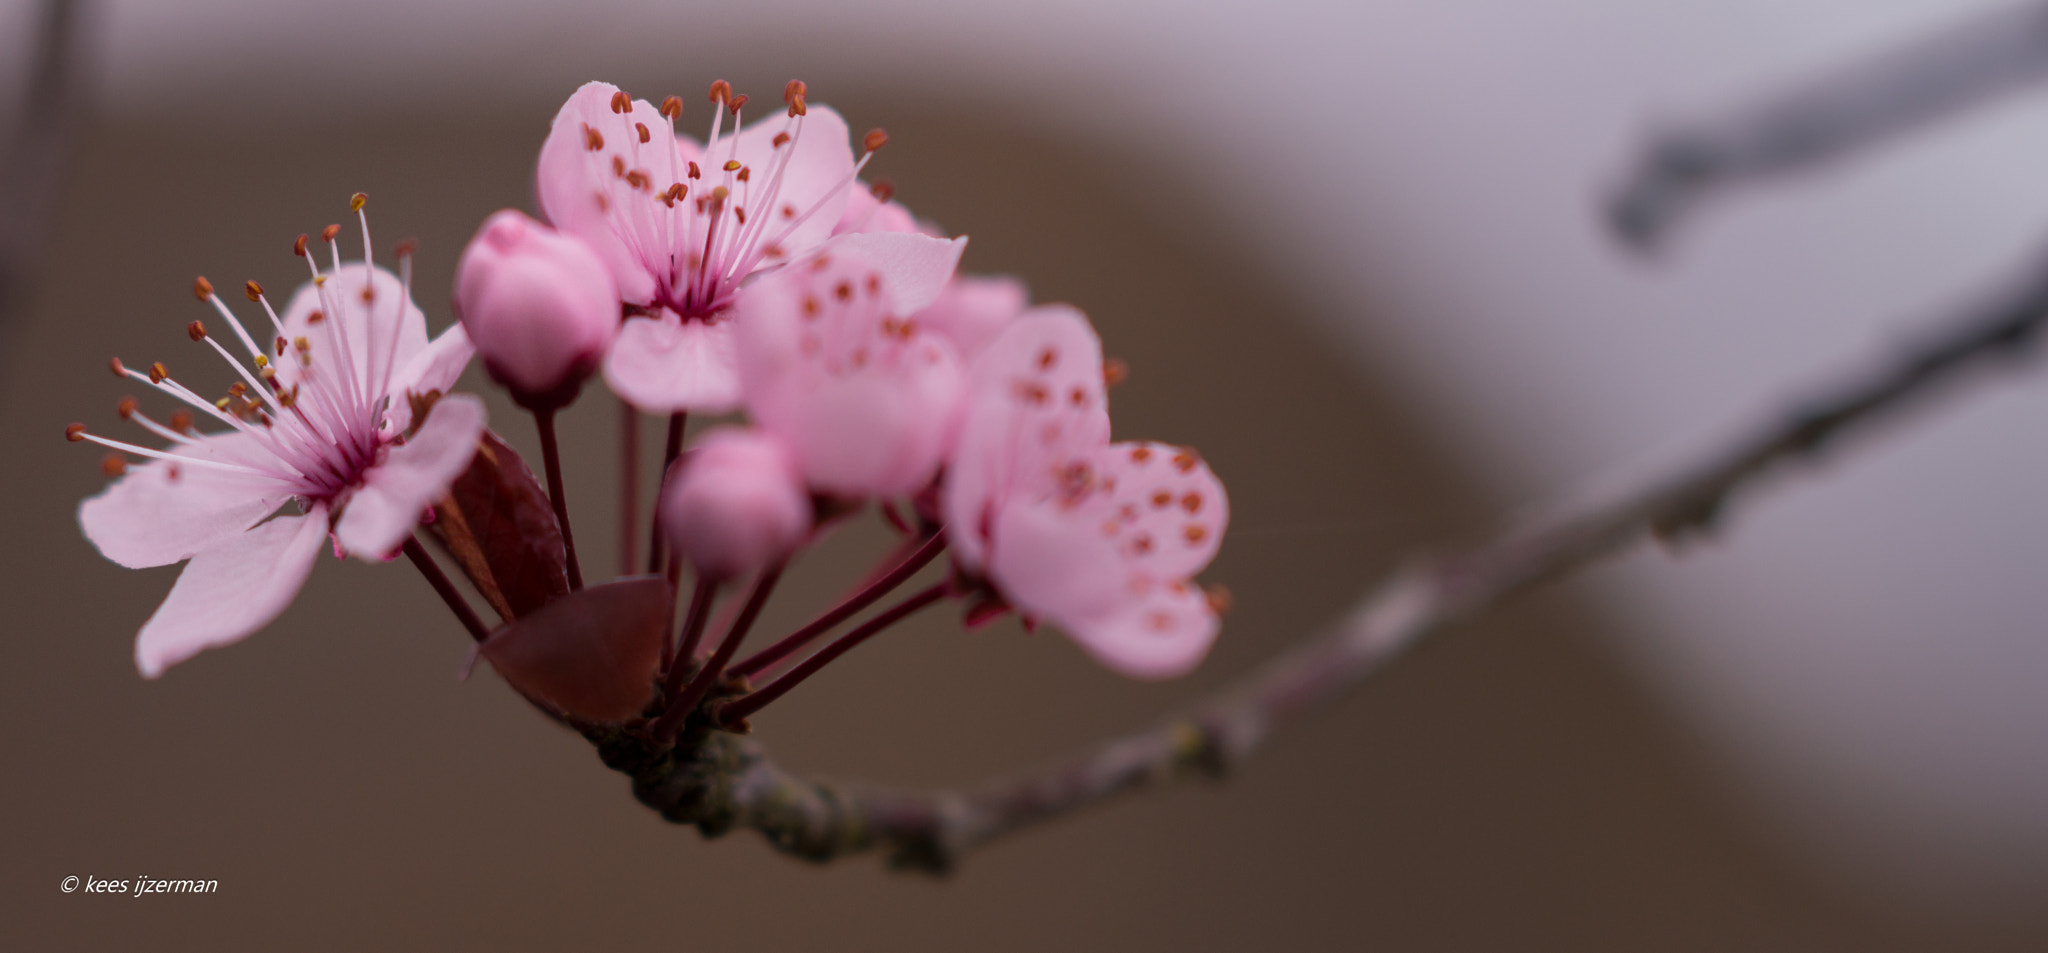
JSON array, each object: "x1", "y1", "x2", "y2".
[{"x1": 73, "y1": 80, "x2": 1230, "y2": 726}]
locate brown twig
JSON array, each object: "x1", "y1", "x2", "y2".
[
  {"x1": 591, "y1": 234, "x2": 2048, "y2": 872},
  {"x1": 1609, "y1": 1, "x2": 2048, "y2": 248}
]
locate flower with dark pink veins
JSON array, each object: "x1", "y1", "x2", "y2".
[
  {"x1": 537, "y1": 79, "x2": 878, "y2": 415},
  {"x1": 72, "y1": 196, "x2": 482, "y2": 677},
  {"x1": 944, "y1": 306, "x2": 1229, "y2": 679}
]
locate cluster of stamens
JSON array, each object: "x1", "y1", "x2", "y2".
[
  {"x1": 580, "y1": 79, "x2": 888, "y2": 318},
  {"x1": 67, "y1": 195, "x2": 419, "y2": 503}
]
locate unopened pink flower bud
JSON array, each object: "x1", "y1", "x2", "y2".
[
  {"x1": 455, "y1": 209, "x2": 619, "y2": 409},
  {"x1": 659, "y1": 428, "x2": 811, "y2": 579}
]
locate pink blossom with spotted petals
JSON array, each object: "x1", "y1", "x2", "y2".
[
  {"x1": 659, "y1": 428, "x2": 811, "y2": 579},
  {"x1": 733, "y1": 231, "x2": 968, "y2": 498},
  {"x1": 75, "y1": 203, "x2": 483, "y2": 677},
  {"x1": 455, "y1": 209, "x2": 618, "y2": 404},
  {"x1": 944, "y1": 307, "x2": 1229, "y2": 679},
  {"x1": 538, "y1": 80, "x2": 870, "y2": 414}
]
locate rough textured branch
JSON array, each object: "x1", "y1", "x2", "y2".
[
  {"x1": 1609, "y1": 1, "x2": 2048, "y2": 247},
  {"x1": 598, "y1": 240, "x2": 2048, "y2": 873}
]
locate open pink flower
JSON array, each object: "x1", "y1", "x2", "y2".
[
  {"x1": 733, "y1": 231, "x2": 968, "y2": 498},
  {"x1": 74, "y1": 202, "x2": 482, "y2": 677},
  {"x1": 537, "y1": 80, "x2": 868, "y2": 413},
  {"x1": 944, "y1": 307, "x2": 1228, "y2": 679}
]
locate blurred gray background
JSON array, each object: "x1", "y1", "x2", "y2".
[{"x1": 6, "y1": 0, "x2": 2048, "y2": 948}]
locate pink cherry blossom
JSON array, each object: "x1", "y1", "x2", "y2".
[
  {"x1": 537, "y1": 80, "x2": 870, "y2": 414},
  {"x1": 75, "y1": 201, "x2": 482, "y2": 677},
  {"x1": 659, "y1": 428, "x2": 811, "y2": 579},
  {"x1": 733, "y1": 231, "x2": 969, "y2": 499},
  {"x1": 944, "y1": 307, "x2": 1228, "y2": 679},
  {"x1": 455, "y1": 209, "x2": 619, "y2": 404}
]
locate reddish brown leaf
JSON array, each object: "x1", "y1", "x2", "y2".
[
  {"x1": 428, "y1": 429, "x2": 569, "y2": 621},
  {"x1": 479, "y1": 576, "x2": 670, "y2": 722}
]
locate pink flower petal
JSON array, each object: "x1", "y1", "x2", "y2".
[
  {"x1": 601, "y1": 312, "x2": 741, "y2": 414},
  {"x1": 915, "y1": 274, "x2": 1028, "y2": 363},
  {"x1": 535, "y1": 81, "x2": 681, "y2": 306},
  {"x1": 274, "y1": 262, "x2": 429, "y2": 400},
  {"x1": 986, "y1": 496, "x2": 1131, "y2": 623},
  {"x1": 944, "y1": 305, "x2": 1111, "y2": 570},
  {"x1": 832, "y1": 185, "x2": 933, "y2": 237},
  {"x1": 723, "y1": 103, "x2": 856, "y2": 261},
  {"x1": 1091, "y1": 441, "x2": 1228, "y2": 579},
  {"x1": 134, "y1": 505, "x2": 331, "y2": 678},
  {"x1": 758, "y1": 351, "x2": 966, "y2": 498},
  {"x1": 1062, "y1": 578, "x2": 1221, "y2": 680},
  {"x1": 384, "y1": 323, "x2": 475, "y2": 435},
  {"x1": 985, "y1": 490, "x2": 1221, "y2": 679},
  {"x1": 79, "y1": 433, "x2": 297, "y2": 569},
  {"x1": 818, "y1": 232, "x2": 966, "y2": 314},
  {"x1": 333, "y1": 393, "x2": 487, "y2": 560}
]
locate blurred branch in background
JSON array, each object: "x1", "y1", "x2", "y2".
[
  {"x1": 607, "y1": 230, "x2": 2048, "y2": 871},
  {"x1": 0, "y1": 0, "x2": 89, "y2": 366},
  {"x1": 1610, "y1": 0, "x2": 2048, "y2": 248}
]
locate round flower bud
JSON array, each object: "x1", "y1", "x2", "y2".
[
  {"x1": 660, "y1": 428, "x2": 811, "y2": 579},
  {"x1": 454, "y1": 209, "x2": 619, "y2": 409}
]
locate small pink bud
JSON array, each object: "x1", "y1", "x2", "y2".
[
  {"x1": 454, "y1": 209, "x2": 619, "y2": 409},
  {"x1": 659, "y1": 429, "x2": 811, "y2": 579}
]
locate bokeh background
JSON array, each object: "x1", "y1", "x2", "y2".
[{"x1": 6, "y1": 0, "x2": 2048, "y2": 948}]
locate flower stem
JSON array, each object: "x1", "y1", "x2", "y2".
[
  {"x1": 654, "y1": 563, "x2": 785, "y2": 740},
  {"x1": 660, "y1": 558, "x2": 682, "y2": 673},
  {"x1": 532, "y1": 407, "x2": 583, "y2": 590},
  {"x1": 402, "y1": 534, "x2": 490, "y2": 642},
  {"x1": 645, "y1": 411, "x2": 687, "y2": 575},
  {"x1": 618, "y1": 399, "x2": 638, "y2": 577},
  {"x1": 729, "y1": 530, "x2": 948, "y2": 680},
  {"x1": 716, "y1": 581, "x2": 949, "y2": 727},
  {"x1": 662, "y1": 575, "x2": 718, "y2": 700}
]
